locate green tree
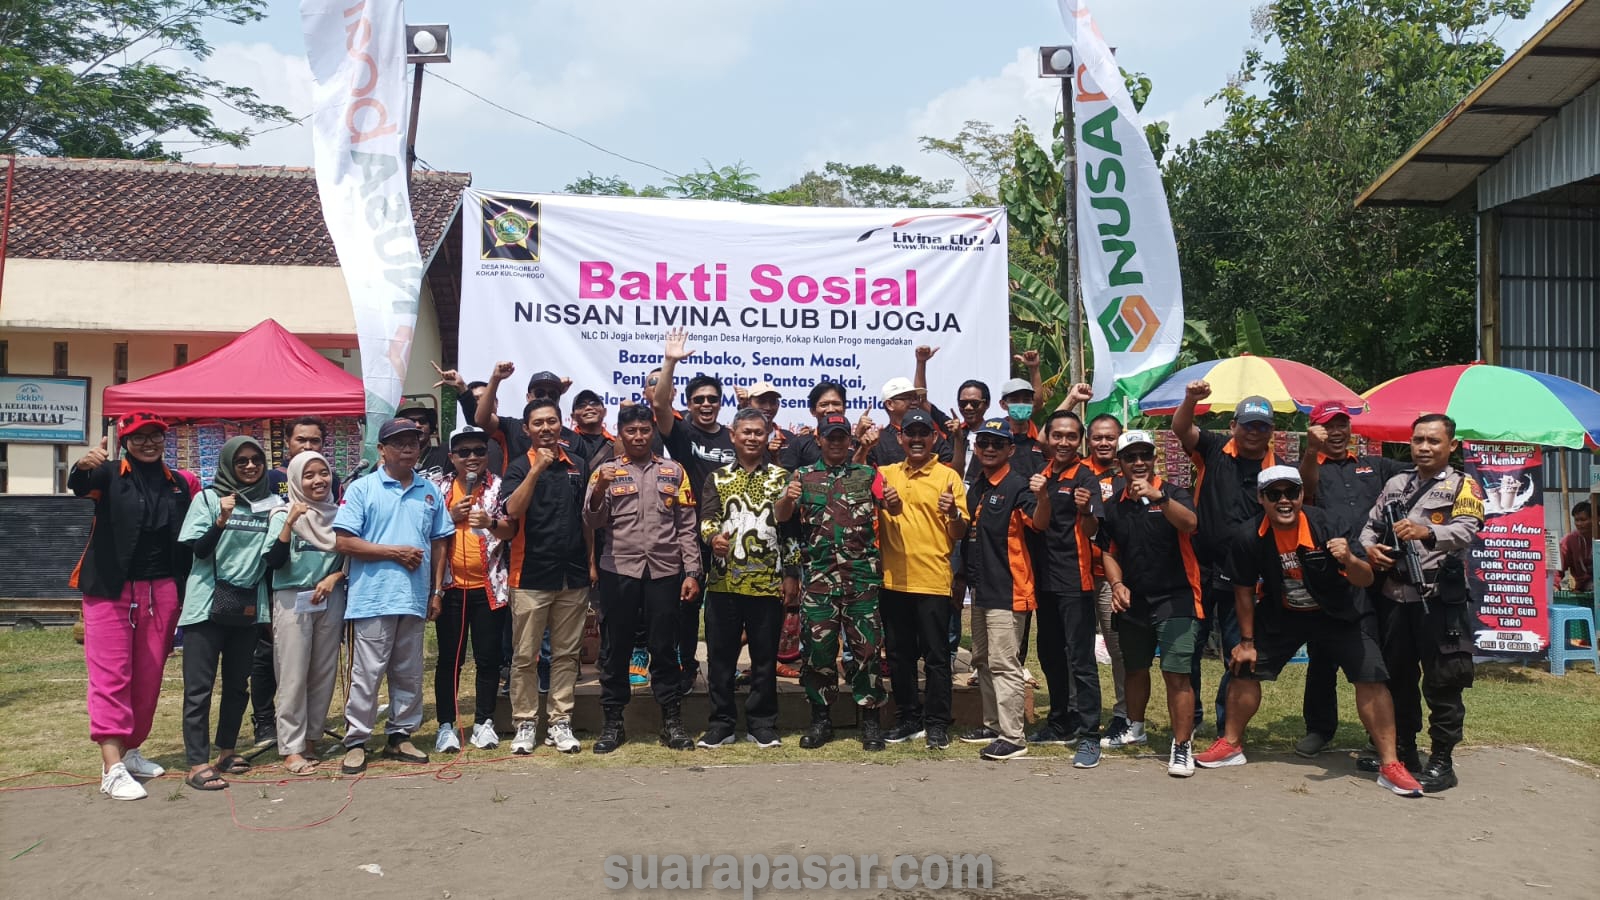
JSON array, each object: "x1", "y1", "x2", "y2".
[
  {"x1": 919, "y1": 120, "x2": 1012, "y2": 205},
  {"x1": 666, "y1": 160, "x2": 764, "y2": 202},
  {"x1": 562, "y1": 172, "x2": 667, "y2": 197},
  {"x1": 1165, "y1": 0, "x2": 1529, "y2": 387},
  {"x1": 0, "y1": 0, "x2": 294, "y2": 159}
]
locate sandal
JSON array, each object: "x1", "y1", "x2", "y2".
[
  {"x1": 185, "y1": 766, "x2": 227, "y2": 791},
  {"x1": 217, "y1": 754, "x2": 252, "y2": 775},
  {"x1": 340, "y1": 746, "x2": 367, "y2": 775},
  {"x1": 286, "y1": 758, "x2": 318, "y2": 777}
]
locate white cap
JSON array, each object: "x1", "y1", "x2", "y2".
[
  {"x1": 1116, "y1": 430, "x2": 1156, "y2": 454},
  {"x1": 1000, "y1": 378, "x2": 1034, "y2": 398},
  {"x1": 1258, "y1": 464, "x2": 1302, "y2": 488},
  {"x1": 880, "y1": 377, "x2": 921, "y2": 404}
]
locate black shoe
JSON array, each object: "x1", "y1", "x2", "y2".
[
  {"x1": 660, "y1": 712, "x2": 695, "y2": 751},
  {"x1": 860, "y1": 708, "x2": 886, "y2": 752},
  {"x1": 799, "y1": 708, "x2": 833, "y2": 749},
  {"x1": 980, "y1": 738, "x2": 1028, "y2": 760},
  {"x1": 925, "y1": 724, "x2": 951, "y2": 750},
  {"x1": 1418, "y1": 750, "x2": 1457, "y2": 793},
  {"x1": 1026, "y1": 722, "x2": 1072, "y2": 746},
  {"x1": 252, "y1": 722, "x2": 278, "y2": 749},
  {"x1": 884, "y1": 718, "x2": 925, "y2": 744},
  {"x1": 592, "y1": 713, "x2": 626, "y2": 754},
  {"x1": 960, "y1": 726, "x2": 998, "y2": 745},
  {"x1": 697, "y1": 722, "x2": 736, "y2": 748},
  {"x1": 1363, "y1": 742, "x2": 1422, "y2": 773},
  {"x1": 747, "y1": 726, "x2": 782, "y2": 749}
]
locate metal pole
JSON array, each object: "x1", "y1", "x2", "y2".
[
  {"x1": 406, "y1": 64, "x2": 425, "y2": 179},
  {"x1": 1060, "y1": 77, "x2": 1084, "y2": 392}
]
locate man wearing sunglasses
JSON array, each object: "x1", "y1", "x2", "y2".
[
  {"x1": 1081, "y1": 411, "x2": 1132, "y2": 745},
  {"x1": 1172, "y1": 383, "x2": 1278, "y2": 736},
  {"x1": 1097, "y1": 430, "x2": 1201, "y2": 776},
  {"x1": 1195, "y1": 466, "x2": 1424, "y2": 798},
  {"x1": 1295, "y1": 400, "x2": 1411, "y2": 762},
  {"x1": 960, "y1": 418, "x2": 1051, "y2": 761},
  {"x1": 654, "y1": 328, "x2": 738, "y2": 694},
  {"x1": 860, "y1": 377, "x2": 954, "y2": 469}
]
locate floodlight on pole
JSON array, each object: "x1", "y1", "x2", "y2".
[
  {"x1": 403, "y1": 24, "x2": 451, "y2": 179},
  {"x1": 1039, "y1": 45, "x2": 1084, "y2": 389}
]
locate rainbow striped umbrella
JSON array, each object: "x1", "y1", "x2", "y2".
[
  {"x1": 1360, "y1": 363, "x2": 1600, "y2": 449},
  {"x1": 1138, "y1": 355, "x2": 1367, "y2": 416}
]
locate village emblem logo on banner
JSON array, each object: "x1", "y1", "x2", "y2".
[{"x1": 481, "y1": 196, "x2": 541, "y2": 262}]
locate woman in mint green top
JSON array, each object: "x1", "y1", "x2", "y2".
[
  {"x1": 176, "y1": 436, "x2": 277, "y2": 789},
  {"x1": 263, "y1": 451, "x2": 346, "y2": 774}
]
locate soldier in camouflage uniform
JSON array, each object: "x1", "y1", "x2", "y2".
[{"x1": 776, "y1": 413, "x2": 889, "y2": 750}]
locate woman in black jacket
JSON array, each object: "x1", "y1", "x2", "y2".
[{"x1": 69, "y1": 410, "x2": 196, "y2": 801}]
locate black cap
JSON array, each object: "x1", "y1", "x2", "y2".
[
  {"x1": 377, "y1": 418, "x2": 423, "y2": 444},
  {"x1": 900, "y1": 408, "x2": 935, "y2": 431},
  {"x1": 817, "y1": 413, "x2": 852, "y2": 437},
  {"x1": 526, "y1": 370, "x2": 561, "y2": 392},
  {"x1": 572, "y1": 388, "x2": 604, "y2": 407},
  {"x1": 449, "y1": 427, "x2": 490, "y2": 450},
  {"x1": 973, "y1": 418, "x2": 1012, "y2": 440}
]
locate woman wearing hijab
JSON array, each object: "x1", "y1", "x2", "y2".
[
  {"x1": 177, "y1": 435, "x2": 277, "y2": 790},
  {"x1": 263, "y1": 452, "x2": 346, "y2": 775},
  {"x1": 69, "y1": 411, "x2": 197, "y2": 801}
]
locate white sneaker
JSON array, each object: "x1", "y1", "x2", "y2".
[
  {"x1": 1101, "y1": 720, "x2": 1148, "y2": 748},
  {"x1": 121, "y1": 749, "x2": 164, "y2": 778},
  {"x1": 100, "y1": 763, "x2": 147, "y2": 801},
  {"x1": 1168, "y1": 739, "x2": 1196, "y2": 778},
  {"x1": 511, "y1": 721, "x2": 538, "y2": 755},
  {"x1": 470, "y1": 720, "x2": 499, "y2": 750},
  {"x1": 434, "y1": 723, "x2": 461, "y2": 753},
  {"x1": 548, "y1": 720, "x2": 581, "y2": 754}
]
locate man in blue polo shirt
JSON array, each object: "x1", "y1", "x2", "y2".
[{"x1": 333, "y1": 418, "x2": 455, "y2": 775}]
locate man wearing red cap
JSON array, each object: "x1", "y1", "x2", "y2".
[{"x1": 1297, "y1": 400, "x2": 1410, "y2": 763}]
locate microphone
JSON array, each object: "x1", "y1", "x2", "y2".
[{"x1": 464, "y1": 471, "x2": 479, "y2": 496}]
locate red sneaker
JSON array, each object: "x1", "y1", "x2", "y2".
[
  {"x1": 1194, "y1": 738, "x2": 1246, "y2": 768},
  {"x1": 1377, "y1": 761, "x2": 1423, "y2": 797}
]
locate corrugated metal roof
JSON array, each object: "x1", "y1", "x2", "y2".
[
  {"x1": 1355, "y1": 0, "x2": 1600, "y2": 208},
  {"x1": 1478, "y1": 82, "x2": 1600, "y2": 208}
]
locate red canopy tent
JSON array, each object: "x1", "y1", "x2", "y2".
[{"x1": 103, "y1": 319, "x2": 364, "y2": 419}]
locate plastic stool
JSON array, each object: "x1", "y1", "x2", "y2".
[{"x1": 1547, "y1": 605, "x2": 1598, "y2": 676}]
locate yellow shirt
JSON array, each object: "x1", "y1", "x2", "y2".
[{"x1": 878, "y1": 458, "x2": 968, "y2": 595}]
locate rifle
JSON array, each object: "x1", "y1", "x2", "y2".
[{"x1": 1382, "y1": 499, "x2": 1429, "y2": 612}]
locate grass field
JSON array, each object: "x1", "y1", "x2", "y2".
[{"x1": 1, "y1": 623, "x2": 1596, "y2": 780}]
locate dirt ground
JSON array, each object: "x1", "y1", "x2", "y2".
[{"x1": 2, "y1": 746, "x2": 1596, "y2": 899}]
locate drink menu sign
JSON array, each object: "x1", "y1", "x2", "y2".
[{"x1": 1463, "y1": 442, "x2": 1549, "y2": 658}]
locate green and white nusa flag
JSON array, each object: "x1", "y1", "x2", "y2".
[{"x1": 1059, "y1": 0, "x2": 1183, "y2": 418}]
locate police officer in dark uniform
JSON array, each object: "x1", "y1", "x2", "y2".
[
  {"x1": 1359, "y1": 414, "x2": 1484, "y2": 792},
  {"x1": 1295, "y1": 400, "x2": 1410, "y2": 758}
]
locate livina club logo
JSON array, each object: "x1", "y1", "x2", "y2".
[{"x1": 1097, "y1": 294, "x2": 1159, "y2": 353}]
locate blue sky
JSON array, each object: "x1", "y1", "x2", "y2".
[{"x1": 191, "y1": 0, "x2": 1569, "y2": 197}]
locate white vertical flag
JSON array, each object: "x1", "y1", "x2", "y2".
[
  {"x1": 1058, "y1": 0, "x2": 1183, "y2": 411},
  {"x1": 302, "y1": 0, "x2": 423, "y2": 463}
]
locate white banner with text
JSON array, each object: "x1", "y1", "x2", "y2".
[{"x1": 458, "y1": 191, "x2": 1010, "y2": 425}]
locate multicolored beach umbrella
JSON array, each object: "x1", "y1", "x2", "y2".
[
  {"x1": 1360, "y1": 363, "x2": 1600, "y2": 449},
  {"x1": 1137, "y1": 355, "x2": 1367, "y2": 417}
]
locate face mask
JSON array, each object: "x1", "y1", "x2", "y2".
[{"x1": 1007, "y1": 403, "x2": 1033, "y2": 422}]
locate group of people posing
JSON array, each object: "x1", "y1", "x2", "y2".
[{"x1": 73, "y1": 329, "x2": 1483, "y2": 801}]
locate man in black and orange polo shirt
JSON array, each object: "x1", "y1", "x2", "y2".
[
  {"x1": 1295, "y1": 399, "x2": 1410, "y2": 759},
  {"x1": 960, "y1": 418, "x2": 1051, "y2": 761},
  {"x1": 1080, "y1": 408, "x2": 1131, "y2": 742},
  {"x1": 1172, "y1": 382, "x2": 1276, "y2": 735},
  {"x1": 1096, "y1": 430, "x2": 1203, "y2": 777},
  {"x1": 499, "y1": 398, "x2": 592, "y2": 756},
  {"x1": 1196, "y1": 466, "x2": 1423, "y2": 798},
  {"x1": 1028, "y1": 409, "x2": 1104, "y2": 768}
]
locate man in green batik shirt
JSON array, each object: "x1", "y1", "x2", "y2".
[
  {"x1": 775, "y1": 413, "x2": 890, "y2": 752},
  {"x1": 696, "y1": 408, "x2": 801, "y2": 750}
]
